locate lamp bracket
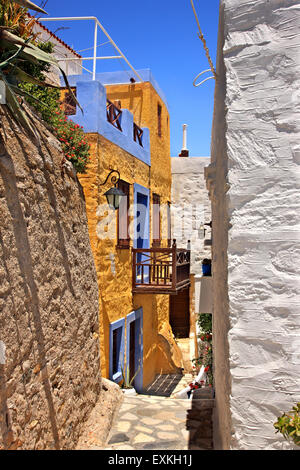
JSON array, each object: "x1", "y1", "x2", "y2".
[{"x1": 100, "y1": 169, "x2": 120, "y2": 187}]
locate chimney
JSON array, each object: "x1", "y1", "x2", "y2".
[{"x1": 179, "y1": 124, "x2": 189, "y2": 157}]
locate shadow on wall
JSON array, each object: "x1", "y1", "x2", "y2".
[
  {"x1": 0, "y1": 364, "x2": 11, "y2": 449},
  {"x1": 153, "y1": 294, "x2": 184, "y2": 376},
  {"x1": 99, "y1": 297, "x2": 111, "y2": 379},
  {"x1": 156, "y1": 333, "x2": 183, "y2": 375},
  {"x1": 186, "y1": 388, "x2": 214, "y2": 450},
  {"x1": 107, "y1": 85, "x2": 144, "y2": 127},
  {"x1": 0, "y1": 143, "x2": 61, "y2": 449}
]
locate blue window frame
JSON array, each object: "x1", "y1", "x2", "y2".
[{"x1": 109, "y1": 318, "x2": 125, "y2": 383}]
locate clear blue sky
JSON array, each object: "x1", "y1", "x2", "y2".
[{"x1": 38, "y1": 0, "x2": 220, "y2": 156}]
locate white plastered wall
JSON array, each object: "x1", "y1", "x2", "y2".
[{"x1": 209, "y1": 0, "x2": 300, "y2": 450}]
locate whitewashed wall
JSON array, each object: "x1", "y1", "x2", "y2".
[
  {"x1": 171, "y1": 157, "x2": 211, "y2": 275},
  {"x1": 208, "y1": 0, "x2": 300, "y2": 450},
  {"x1": 33, "y1": 22, "x2": 83, "y2": 85}
]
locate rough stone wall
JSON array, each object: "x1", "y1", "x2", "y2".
[
  {"x1": 208, "y1": 0, "x2": 300, "y2": 450},
  {"x1": 171, "y1": 157, "x2": 211, "y2": 274},
  {"x1": 0, "y1": 107, "x2": 101, "y2": 449}
]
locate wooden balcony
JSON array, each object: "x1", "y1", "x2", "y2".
[{"x1": 132, "y1": 240, "x2": 191, "y2": 295}]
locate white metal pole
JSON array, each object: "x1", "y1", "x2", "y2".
[
  {"x1": 93, "y1": 19, "x2": 97, "y2": 80},
  {"x1": 41, "y1": 17, "x2": 144, "y2": 83},
  {"x1": 57, "y1": 56, "x2": 122, "y2": 61},
  {"x1": 95, "y1": 18, "x2": 143, "y2": 83}
]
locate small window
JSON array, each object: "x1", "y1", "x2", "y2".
[
  {"x1": 157, "y1": 103, "x2": 162, "y2": 137},
  {"x1": 117, "y1": 180, "x2": 130, "y2": 248},
  {"x1": 112, "y1": 329, "x2": 119, "y2": 375},
  {"x1": 152, "y1": 193, "x2": 161, "y2": 246},
  {"x1": 110, "y1": 319, "x2": 125, "y2": 383}
]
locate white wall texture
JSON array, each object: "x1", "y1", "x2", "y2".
[
  {"x1": 33, "y1": 22, "x2": 83, "y2": 85},
  {"x1": 171, "y1": 157, "x2": 211, "y2": 275},
  {"x1": 208, "y1": 0, "x2": 300, "y2": 449}
]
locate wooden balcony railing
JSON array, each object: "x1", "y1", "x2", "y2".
[
  {"x1": 133, "y1": 122, "x2": 143, "y2": 147},
  {"x1": 132, "y1": 240, "x2": 190, "y2": 294},
  {"x1": 106, "y1": 99, "x2": 122, "y2": 131}
]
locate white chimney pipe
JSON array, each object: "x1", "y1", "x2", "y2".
[
  {"x1": 179, "y1": 124, "x2": 189, "y2": 157},
  {"x1": 182, "y1": 124, "x2": 188, "y2": 150}
]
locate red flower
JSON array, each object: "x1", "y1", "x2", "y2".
[{"x1": 204, "y1": 366, "x2": 210, "y2": 372}]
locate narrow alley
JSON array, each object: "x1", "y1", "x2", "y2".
[
  {"x1": 77, "y1": 350, "x2": 214, "y2": 452},
  {"x1": 77, "y1": 378, "x2": 214, "y2": 451}
]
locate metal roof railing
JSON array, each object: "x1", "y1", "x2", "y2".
[{"x1": 40, "y1": 16, "x2": 144, "y2": 82}]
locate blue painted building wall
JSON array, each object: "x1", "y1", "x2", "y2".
[{"x1": 66, "y1": 80, "x2": 151, "y2": 166}]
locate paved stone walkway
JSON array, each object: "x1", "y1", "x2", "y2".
[
  {"x1": 103, "y1": 394, "x2": 197, "y2": 451},
  {"x1": 77, "y1": 336, "x2": 214, "y2": 451}
]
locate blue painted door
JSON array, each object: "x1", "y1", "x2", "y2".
[{"x1": 135, "y1": 191, "x2": 150, "y2": 282}]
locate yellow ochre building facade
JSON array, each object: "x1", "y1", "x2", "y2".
[{"x1": 65, "y1": 69, "x2": 186, "y2": 390}]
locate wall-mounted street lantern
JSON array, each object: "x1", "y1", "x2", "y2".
[{"x1": 100, "y1": 169, "x2": 125, "y2": 210}]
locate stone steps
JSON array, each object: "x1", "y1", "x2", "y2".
[{"x1": 187, "y1": 389, "x2": 214, "y2": 450}]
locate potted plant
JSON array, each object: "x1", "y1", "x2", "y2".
[
  {"x1": 274, "y1": 403, "x2": 300, "y2": 447},
  {"x1": 120, "y1": 366, "x2": 140, "y2": 395}
]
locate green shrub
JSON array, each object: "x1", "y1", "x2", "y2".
[
  {"x1": 18, "y1": 41, "x2": 61, "y2": 122},
  {"x1": 18, "y1": 43, "x2": 89, "y2": 173},
  {"x1": 51, "y1": 110, "x2": 90, "y2": 174},
  {"x1": 0, "y1": 1, "x2": 87, "y2": 172},
  {"x1": 197, "y1": 313, "x2": 212, "y2": 334},
  {"x1": 274, "y1": 403, "x2": 300, "y2": 446}
]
